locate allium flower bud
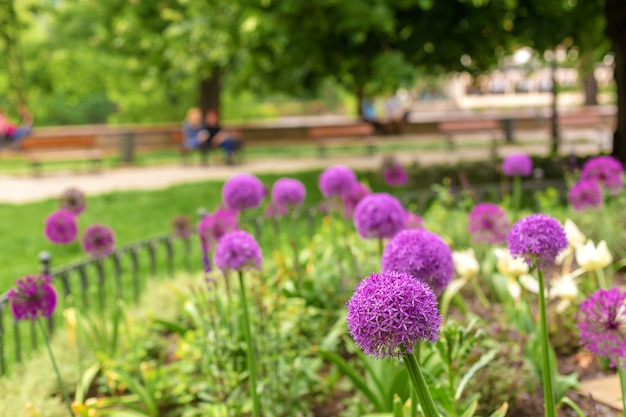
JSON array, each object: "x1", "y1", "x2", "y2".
[
  {"x1": 171, "y1": 215, "x2": 193, "y2": 239},
  {"x1": 82, "y1": 224, "x2": 115, "y2": 258},
  {"x1": 580, "y1": 155, "x2": 624, "y2": 194},
  {"x1": 507, "y1": 214, "x2": 567, "y2": 269},
  {"x1": 382, "y1": 229, "x2": 454, "y2": 294},
  {"x1": 59, "y1": 187, "x2": 86, "y2": 215},
  {"x1": 319, "y1": 165, "x2": 357, "y2": 197},
  {"x1": 222, "y1": 173, "x2": 265, "y2": 210},
  {"x1": 576, "y1": 287, "x2": 626, "y2": 366},
  {"x1": 44, "y1": 210, "x2": 78, "y2": 244},
  {"x1": 383, "y1": 164, "x2": 408, "y2": 187},
  {"x1": 467, "y1": 203, "x2": 509, "y2": 245},
  {"x1": 346, "y1": 271, "x2": 441, "y2": 359},
  {"x1": 271, "y1": 178, "x2": 306, "y2": 209},
  {"x1": 502, "y1": 153, "x2": 533, "y2": 177},
  {"x1": 214, "y1": 230, "x2": 262, "y2": 272},
  {"x1": 567, "y1": 180, "x2": 603, "y2": 211},
  {"x1": 8, "y1": 274, "x2": 57, "y2": 320},
  {"x1": 353, "y1": 193, "x2": 405, "y2": 239}
]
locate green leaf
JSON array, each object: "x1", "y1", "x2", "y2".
[
  {"x1": 460, "y1": 399, "x2": 478, "y2": 417},
  {"x1": 557, "y1": 396, "x2": 586, "y2": 417},
  {"x1": 75, "y1": 363, "x2": 102, "y2": 404},
  {"x1": 455, "y1": 349, "x2": 497, "y2": 400}
]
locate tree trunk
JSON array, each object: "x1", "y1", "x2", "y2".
[
  {"x1": 199, "y1": 67, "x2": 221, "y2": 118},
  {"x1": 606, "y1": 0, "x2": 626, "y2": 163},
  {"x1": 583, "y1": 73, "x2": 598, "y2": 106}
]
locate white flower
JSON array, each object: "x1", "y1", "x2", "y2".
[
  {"x1": 575, "y1": 240, "x2": 613, "y2": 272},
  {"x1": 557, "y1": 219, "x2": 587, "y2": 264},
  {"x1": 453, "y1": 249, "x2": 479, "y2": 280},
  {"x1": 494, "y1": 248, "x2": 529, "y2": 278},
  {"x1": 518, "y1": 274, "x2": 539, "y2": 294},
  {"x1": 550, "y1": 273, "x2": 580, "y2": 313}
]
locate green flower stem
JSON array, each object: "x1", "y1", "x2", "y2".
[
  {"x1": 537, "y1": 269, "x2": 556, "y2": 417},
  {"x1": 471, "y1": 278, "x2": 491, "y2": 308},
  {"x1": 618, "y1": 357, "x2": 626, "y2": 417},
  {"x1": 38, "y1": 320, "x2": 74, "y2": 417},
  {"x1": 237, "y1": 270, "x2": 261, "y2": 417},
  {"x1": 512, "y1": 175, "x2": 522, "y2": 213},
  {"x1": 596, "y1": 268, "x2": 608, "y2": 289},
  {"x1": 403, "y1": 350, "x2": 440, "y2": 417},
  {"x1": 378, "y1": 238, "x2": 384, "y2": 258}
]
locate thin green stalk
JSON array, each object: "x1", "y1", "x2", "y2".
[
  {"x1": 237, "y1": 270, "x2": 261, "y2": 417},
  {"x1": 512, "y1": 175, "x2": 522, "y2": 213},
  {"x1": 618, "y1": 357, "x2": 626, "y2": 417},
  {"x1": 471, "y1": 278, "x2": 491, "y2": 308},
  {"x1": 402, "y1": 350, "x2": 440, "y2": 417},
  {"x1": 38, "y1": 320, "x2": 74, "y2": 417},
  {"x1": 596, "y1": 268, "x2": 608, "y2": 289},
  {"x1": 378, "y1": 238, "x2": 384, "y2": 259},
  {"x1": 537, "y1": 269, "x2": 556, "y2": 417}
]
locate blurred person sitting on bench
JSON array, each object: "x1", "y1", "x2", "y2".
[
  {"x1": 0, "y1": 104, "x2": 33, "y2": 148},
  {"x1": 201, "y1": 109, "x2": 243, "y2": 165}
]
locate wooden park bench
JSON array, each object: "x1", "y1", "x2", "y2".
[
  {"x1": 556, "y1": 112, "x2": 610, "y2": 148},
  {"x1": 437, "y1": 119, "x2": 503, "y2": 151},
  {"x1": 308, "y1": 123, "x2": 377, "y2": 158},
  {"x1": 19, "y1": 135, "x2": 102, "y2": 176}
]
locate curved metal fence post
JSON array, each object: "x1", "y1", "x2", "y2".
[
  {"x1": 112, "y1": 253, "x2": 123, "y2": 300},
  {"x1": 94, "y1": 259, "x2": 106, "y2": 310},
  {"x1": 183, "y1": 237, "x2": 192, "y2": 272},
  {"x1": 13, "y1": 318, "x2": 21, "y2": 364},
  {"x1": 147, "y1": 242, "x2": 157, "y2": 277},
  {"x1": 163, "y1": 237, "x2": 174, "y2": 278},
  {"x1": 38, "y1": 251, "x2": 55, "y2": 336},
  {"x1": 78, "y1": 265, "x2": 89, "y2": 308},
  {"x1": 129, "y1": 247, "x2": 140, "y2": 303}
]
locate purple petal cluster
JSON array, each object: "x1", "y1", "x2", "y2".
[
  {"x1": 468, "y1": 203, "x2": 510, "y2": 245},
  {"x1": 346, "y1": 271, "x2": 441, "y2": 359},
  {"x1": 222, "y1": 173, "x2": 265, "y2": 210},
  {"x1": 404, "y1": 211, "x2": 425, "y2": 230},
  {"x1": 59, "y1": 187, "x2": 86, "y2": 215},
  {"x1": 354, "y1": 193, "x2": 405, "y2": 239},
  {"x1": 214, "y1": 230, "x2": 262, "y2": 271},
  {"x1": 44, "y1": 210, "x2": 78, "y2": 244},
  {"x1": 198, "y1": 207, "x2": 239, "y2": 249},
  {"x1": 319, "y1": 165, "x2": 357, "y2": 197},
  {"x1": 507, "y1": 214, "x2": 567, "y2": 269},
  {"x1": 341, "y1": 182, "x2": 371, "y2": 218},
  {"x1": 502, "y1": 153, "x2": 533, "y2": 177},
  {"x1": 580, "y1": 156, "x2": 624, "y2": 194},
  {"x1": 568, "y1": 180, "x2": 603, "y2": 211},
  {"x1": 576, "y1": 287, "x2": 626, "y2": 366},
  {"x1": 382, "y1": 229, "x2": 454, "y2": 294},
  {"x1": 383, "y1": 164, "x2": 408, "y2": 187},
  {"x1": 8, "y1": 274, "x2": 57, "y2": 321},
  {"x1": 82, "y1": 224, "x2": 115, "y2": 258},
  {"x1": 271, "y1": 178, "x2": 306, "y2": 209},
  {"x1": 171, "y1": 215, "x2": 193, "y2": 239}
]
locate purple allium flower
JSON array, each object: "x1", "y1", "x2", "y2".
[
  {"x1": 354, "y1": 193, "x2": 405, "y2": 239},
  {"x1": 222, "y1": 173, "x2": 265, "y2": 210},
  {"x1": 346, "y1": 271, "x2": 441, "y2": 359},
  {"x1": 568, "y1": 180, "x2": 603, "y2": 211},
  {"x1": 214, "y1": 230, "x2": 262, "y2": 272},
  {"x1": 171, "y1": 215, "x2": 193, "y2": 239},
  {"x1": 341, "y1": 182, "x2": 371, "y2": 218},
  {"x1": 580, "y1": 156, "x2": 624, "y2": 194},
  {"x1": 82, "y1": 224, "x2": 115, "y2": 258},
  {"x1": 198, "y1": 207, "x2": 239, "y2": 249},
  {"x1": 319, "y1": 165, "x2": 357, "y2": 197},
  {"x1": 502, "y1": 153, "x2": 533, "y2": 177},
  {"x1": 44, "y1": 210, "x2": 78, "y2": 245},
  {"x1": 59, "y1": 187, "x2": 86, "y2": 215},
  {"x1": 507, "y1": 214, "x2": 567, "y2": 269},
  {"x1": 468, "y1": 203, "x2": 510, "y2": 245},
  {"x1": 383, "y1": 164, "x2": 408, "y2": 187},
  {"x1": 404, "y1": 211, "x2": 425, "y2": 230},
  {"x1": 382, "y1": 229, "x2": 454, "y2": 294},
  {"x1": 576, "y1": 287, "x2": 626, "y2": 366},
  {"x1": 8, "y1": 274, "x2": 57, "y2": 320},
  {"x1": 271, "y1": 178, "x2": 306, "y2": 209}
]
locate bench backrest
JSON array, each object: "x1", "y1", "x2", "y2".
[
  {"x1": 308, "y1": 123, "x2": 374, "y2": 138},
  {"x1": 438, "y1": 120, "x2": 500, "y2": 132},
  {"x1": 20, "y1": 135, "x2": 96, "y2": 150},
  {"x1": 557, "y1": 113, "x2": 603, "y2": 127}
]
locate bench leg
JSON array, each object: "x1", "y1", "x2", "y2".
[{"x1": 446, "y1": 134, "x2": 455, "y2": 150}]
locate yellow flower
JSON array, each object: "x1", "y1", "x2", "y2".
[
  {"x1": 494, "y1": 248, "x2": 528, "y2": 278},
  {"x1": 452, "y1": 249, "x2": 479, "y2": 280},
  {"x1": 575, "y1": 240, "x2": 613, "y2": 272},
  {"x1": 556, "y1": 219, "x2": 587, "y2": 264},
  {"x1": 63, "y1": 308, "x2": 77, "y2": 347}
]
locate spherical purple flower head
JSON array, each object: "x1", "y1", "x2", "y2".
[
  {"x1": 271, "y1": 178, "x2": 306, "y2": 209},
  {"x1": 197, "y1": 207, "x2": 239, "y2": 249},
  {"x1": 171, "y1": 215, "x2": 193, "y2": 239},
  {"x1": 404, "y1": 211, "x2": 424, "y2": 230},
  {"x1": 214, "y1": 230, "x2": 262, "y2": 272},
  {"x1": 382, "y1": 229, "x2": 454, "y2": 294},
  {"x1": 82, "y1": 224, "x2": 115, "y2": 258},
  {"x1": 8, "y1": 274, "x2": 57, "y2": 321},
  {"x1": 59, "y1": 187, "x2": 86, "y2": 215},
  {"x1": 353, "y1": 193, "x2": 405, "y2": 239},
  {"x1": 44, "y1": 209, "x2": 78, "y2": 244},
  {"x1": 576, "y1": 287, "x2": 626, "y2": 366},
  {"x1": 507, "y1": 214, "x2": 567, "y2": 269},
  {"x1": 222, "y1": 173, "x2": 265, "y2": 210},
  {"x1": 580, "y1": 156, "x2": 624, "y2": 194},
  {"x1": 383, "y1": 164, "x2": 408, "y2": 187},
  {"x1": 467, "y1": 202, "x2": 510, "y2": 245},
  {"x1": 502, "y1": 153, "x2": 533, "y2": 177},
  {"x1": 341, "y1": 181, "x2": 371, "y2": 218},
  {"x1": 568, "y1": 180, "x2": 603, "y2": 211},
  {"x1": 319, "y1": 165, "x2": 357, "y2": 198},
  {"x1": 346, "y1": 271, "x2": 441, "y2": 359}
]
